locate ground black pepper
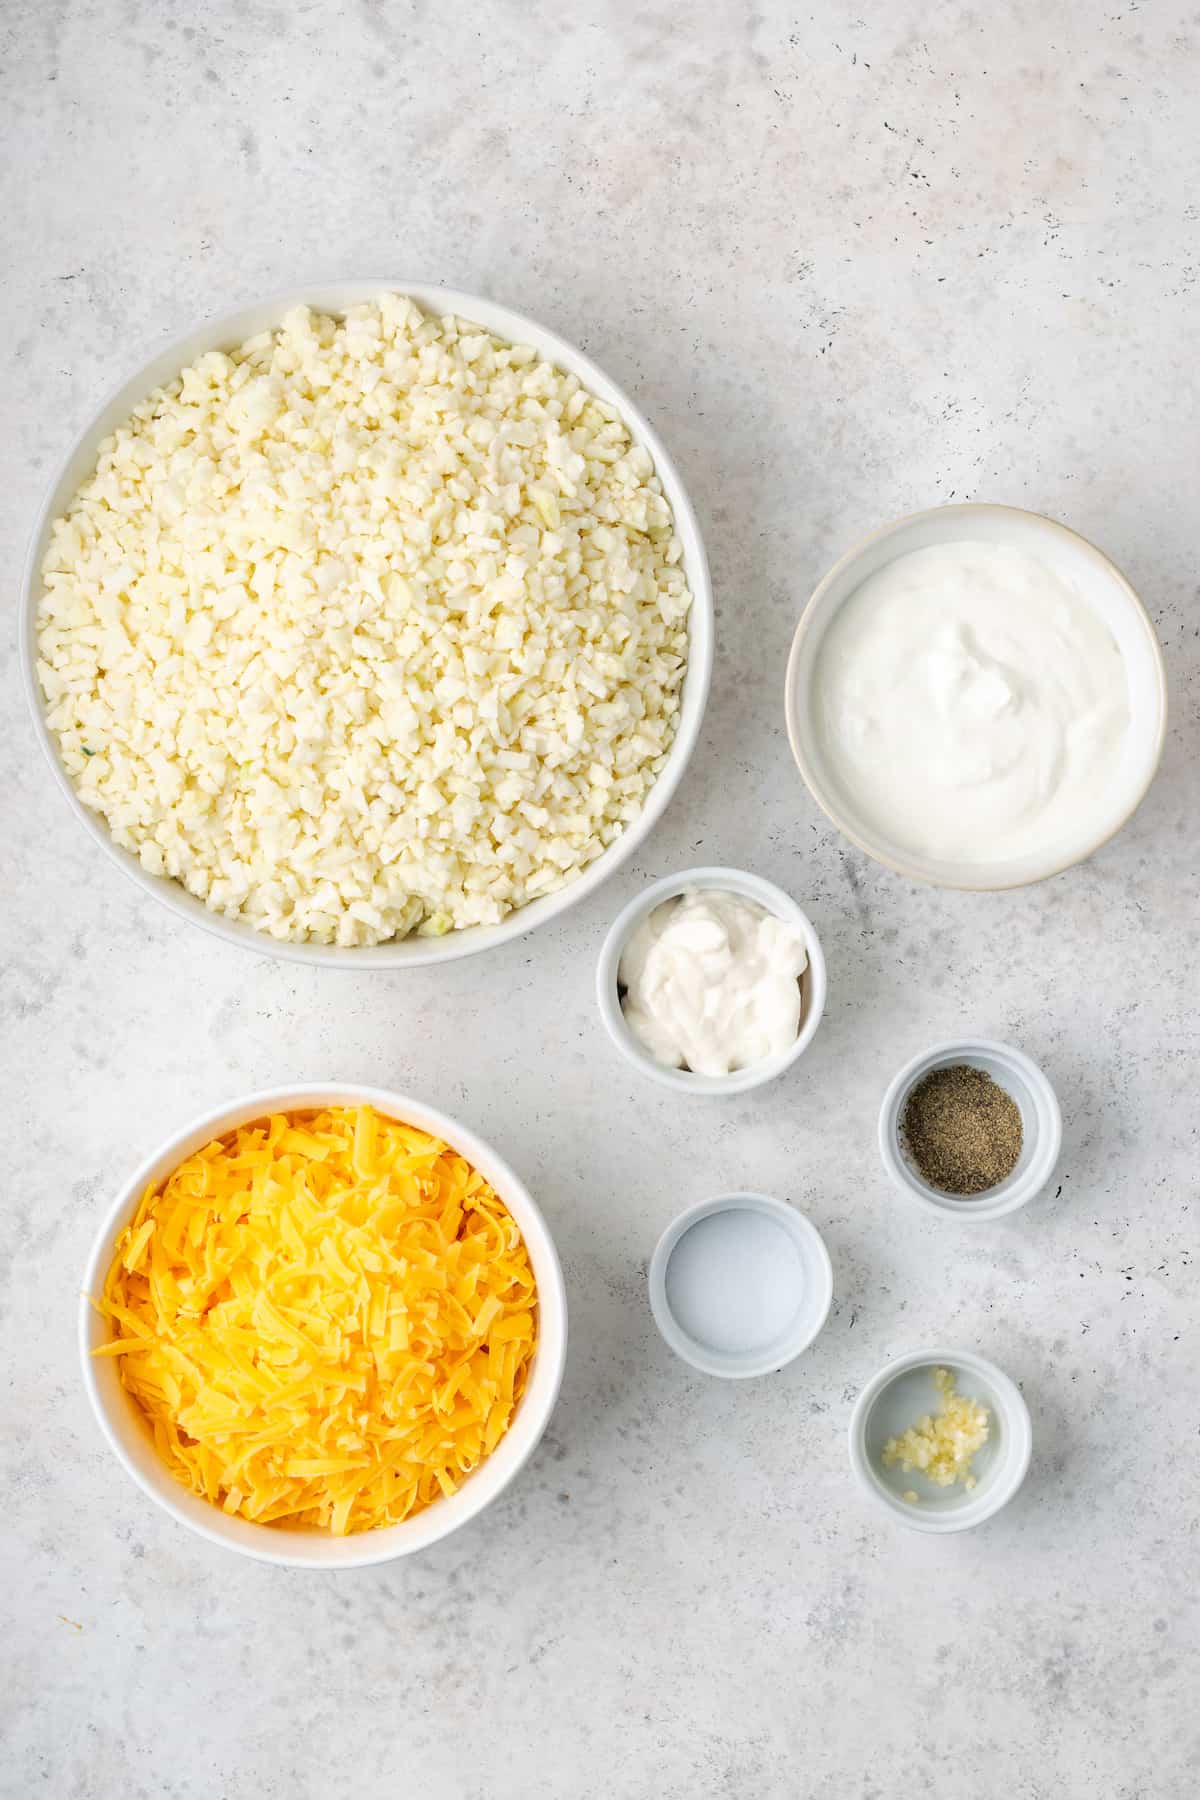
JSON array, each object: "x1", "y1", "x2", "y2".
[{"x1": 900, "y1": 1064, "x2": 1023, "y2": 1196}]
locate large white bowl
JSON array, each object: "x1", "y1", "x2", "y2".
[
  {"x1": 79, "y1": 1084, "x2": 568, "y2": 1568},
  {"x1": 785, "y1": 503, "x2": 1167, "y2": 890},
  {"x1": 22, "y1": 282, "x2": 713, "y2": 966}
]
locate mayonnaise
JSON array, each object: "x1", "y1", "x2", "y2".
[
  {"x1": 618, "y1": 890, "x2": 808, "y2": 1076},
  {"x1": 814, "y1": 541, "x2": 1130, "y2": 864}
]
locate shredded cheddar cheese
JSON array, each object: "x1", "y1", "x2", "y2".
[{"x1": 95, "y1": 1105, "x2": 538, "y2": 1535}]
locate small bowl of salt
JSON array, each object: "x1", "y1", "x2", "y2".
[{"x1": 648, "y1": 1192, "x2": 833, "y2": 1378}]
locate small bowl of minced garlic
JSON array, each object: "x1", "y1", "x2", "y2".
[
  {"x1": 848, "y1": 1350, "x2": 1032, "y2": 1533},
  {"x1": 878, "y1": 1038, "x2": 1061, "y2": 1220}
]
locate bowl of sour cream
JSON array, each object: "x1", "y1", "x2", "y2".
[
  {"x1": 785, "y1": 504, "x2": 1167, "y2": 890},
  {"x1": 595, "y1": 867, "x2": 827, "y2": 1095}
]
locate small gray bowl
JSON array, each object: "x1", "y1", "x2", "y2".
[
  {"x1": 879, "y1": 1038, "x2": 1061, "y2": 1220},
  {"x1": 849, "y1": 1348, "x2": 1033, "y2": 1533}
]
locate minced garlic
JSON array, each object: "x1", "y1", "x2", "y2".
[{"x1": 882, "y1": 1367, "x2": 989, "y2": 1495}]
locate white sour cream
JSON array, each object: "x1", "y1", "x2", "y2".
[
  {"x1": 815, "y1": 541, "x2": 1130, "y2": 864},
  {"x1": 618, "y1": 890, "x2": 808, "y2": 1076}
]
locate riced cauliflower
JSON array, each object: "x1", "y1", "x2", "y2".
[{"x1": 36, "y1": 296, "x2": 692, "y2": 945}]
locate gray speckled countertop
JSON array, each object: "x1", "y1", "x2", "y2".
[{"x1": 2, "y1": 3, "x2": 1198, "y2": 1796}]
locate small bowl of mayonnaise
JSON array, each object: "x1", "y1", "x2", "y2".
[{"x1": 595, "y1": 866, "x2": 827, "y2": 1095}]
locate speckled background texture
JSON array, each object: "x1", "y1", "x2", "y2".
[{"x1": 2, "y1": 3, "x2": 1197, "y2": 1796}]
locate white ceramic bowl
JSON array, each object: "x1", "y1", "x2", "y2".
[
  {"x1": 595, "y1": 866, "x2": 827, "y2": 1096},
  {"x1": 785, "y1": 502, "x2": 1167, "y2": 890},
  {"x1": 879, "y1": 1038, "x2": 1061, "y2": 1221},
  {"x1": 648, "y1": 1193, "x2": 833, "y2": 1378},
  {"x1": 848, "y1": 1348, "x2": 1033, "y2": 1533},
  {"x1": 79, "y1": 1083, "x2": 568, "y2": 1568},
  {"x1": 22, "y1": 281, "x2": 713, "y2": 967}
]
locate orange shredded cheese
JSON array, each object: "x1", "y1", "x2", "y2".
[{"x1": 95, "y1": 1105, "x2": 538, "y2": 1535}]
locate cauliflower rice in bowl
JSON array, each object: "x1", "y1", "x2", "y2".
[{"x1": 29, "y1": 287, "x2": 709, "y2": 958}]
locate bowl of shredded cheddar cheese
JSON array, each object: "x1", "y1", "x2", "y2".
[{"x1": 80, "y1": 1085, "x2": 567, "y2": 1566}]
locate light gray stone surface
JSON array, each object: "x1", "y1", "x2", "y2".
[{"x1": 2, "y1": 3, "x2": 1197, "y2": 1795}]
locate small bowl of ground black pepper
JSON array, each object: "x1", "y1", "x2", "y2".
[{"x1": 879, "y1": 1039, "x2": 1062, "y2": 1220}]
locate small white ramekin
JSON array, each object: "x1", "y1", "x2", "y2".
[
  {"x1": 595, "y1": 866, "x2": 826, "y2": 1096},
  {"x1": 785, "y1": 502, "x2": 1168, "y2": 891},
  {"x1": 849, "y1": 1348, "x2": 1033, "y2": 1533},
  {"x1": 79, "y1": 1083, "x2": 568, "y2": 1568},
  {"x1": 879, "y1": 1038, "x2": 1061, "y2": 1221},
  {"x1": 648, "y1": 1193, "x2": 833, "y2": 1379}
]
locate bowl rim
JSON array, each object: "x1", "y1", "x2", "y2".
[
  {"x1": 594, "y1": 865, "x2": 827, "y2": 1095},
  {"x1": 847, "y1": 1347, "x2": 1033, "y2": 1533},
  {"x1": 878, "y1": 1037, "x2": 1063, "y2": 1220},
  {"x1": 78, "y1": 1082, "x2": 568, "y2": 1568},
  {"x1": 784, "y1": 500, "x2": 1168, "y2": 892},
  {"x1": 647, "y1": 1191, "x2": 833, "y2": 1378},
  {"x1": 22, "y1": 278, "x2": 713, "y2": 968}
]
